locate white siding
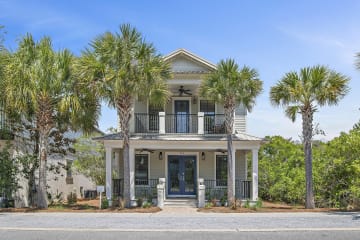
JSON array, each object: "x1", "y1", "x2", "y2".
[
  {"x1": 149, "y1": 151, "x2": 165, "y2": 179},
  {"x1": 134, "y1": 99, "x2": 147, "y2": 113},
  {"x1": 171, "y1": 56, "x2": 209, "y2": 73},
  {"x1": 234, "y1": 104, "x2": 247, "y2": 133},
  {"x1": 235, "y1": 150, "x2": 247, "y2": 180},
  {"x1": 199, "y1": 151, "x2": 214, "y2": 179}
]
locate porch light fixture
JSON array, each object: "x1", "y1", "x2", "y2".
[
  {"x1": 201, "y1": 152, "x2": 205, "y2": 160},
  {"x1": 159, "y1": 152, "x2": 163, "y2": 160}
]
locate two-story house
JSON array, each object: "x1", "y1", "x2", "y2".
[{"x1": 97, "y1": 49, "x2": 262, "y2": 207}]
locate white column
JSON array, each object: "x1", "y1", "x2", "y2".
[
  {"x1": 105, "y1": 147, "x2": 113, "y2": 205},
  {"x1": 114, "y1": 151, "x2": 120, "y2": 178},
  {"x1": 232, "y1": 148, "x2": 236, "y2": 194},
  {"x1": 252, "y1": 149, "x2": 259, "y2": 201},
  {"x1": 198, "y1": 112, "x2": 204, "y2": 134},
  {"x1": 159, "y1": 112, "x2": 165, "y2": 134},
  {"x1": 129, "y1": 146, "x2": 136, "y2": 206}
]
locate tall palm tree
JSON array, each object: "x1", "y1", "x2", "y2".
[
  {"x1": 77, "y1": 24, "x2": 171, "y2": 207},
  {"x1": 200, "y1": 59, "x2": 263, "y2": 205},
  {"x1": 4, "y1": 34, "x2": 99, "y2": 208},
  {"x1": 270, "y1": 65, "x2": 350, "y2": 209}
]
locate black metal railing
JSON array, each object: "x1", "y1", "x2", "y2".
[
  {"x1": 204, "y1": 179, "x2": 251, "y2": 200},
  {"x1": 134, "y1": 113, "x2": 159, "y2": 133},
  {"x1": 112, "y1": 178, "x2": 159, "y2": 200},
  {"x1": 165, "y1": 113, "x2": 198, "y2": 134},
  {"x1": 204, "y1": 114, "x2": 226, "y2": 134},
  {"x1": 113, "y1": 178, "x2": 124, "y2": 197},
  {"x1": 135, "y1": 179, "x2": 159, "y2": 200}
]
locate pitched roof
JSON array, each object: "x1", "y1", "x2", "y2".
[{"x1": 164, "y1": 48, "x2": 217, "y2": 72}]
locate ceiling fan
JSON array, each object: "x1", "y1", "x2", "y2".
[{"x1": 178, "y1": 86, "x2": 192, "y2": 96}]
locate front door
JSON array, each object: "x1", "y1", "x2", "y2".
[
  {"x1": 168, "y1": 155, "x2": 196, "y2": 195},
  {"x1": 174, "y1": 100, "x2": 189, "y2": 133}
]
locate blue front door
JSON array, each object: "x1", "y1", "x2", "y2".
[{"x1": 168, "y1": 155, "x2": 197, "y2": 195}]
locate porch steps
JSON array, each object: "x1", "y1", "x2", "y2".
[{"x1": 164, "y1": 198, "x2": 198, "y2": 207}]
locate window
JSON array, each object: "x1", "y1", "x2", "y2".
[
  {"x1": 135, "y1": 154, "x2": 149, "y2": 185},
  {"x1": 216, "y1": 155, "x2": 227, "y2": 186},
  {"x1": 200, "y1": 100, "x2": 215, "y2": 115}
]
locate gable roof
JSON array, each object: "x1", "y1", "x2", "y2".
[{"x1": 164, "y1": 48, "x2": 217, "y2": 73}]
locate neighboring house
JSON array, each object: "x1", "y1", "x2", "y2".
[
  {"x1": 96, "y1": 49, "x2": 262, "y2": 207},
  {"x1": 0, "y1": 104, "x2": 100, "y2": 207}
]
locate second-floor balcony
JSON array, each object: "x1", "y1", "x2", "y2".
[{"x1": 134, "y1": 112, "x2": 226, "y2": 135}]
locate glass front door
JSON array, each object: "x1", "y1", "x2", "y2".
[{"x1": 168, "y1": 155, "x2": 196, "y2": 195}]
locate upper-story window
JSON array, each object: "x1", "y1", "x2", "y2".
[
  {"x1": 200, "y1": 100, "x2": 215, "y2": 115},
  {"x1": 148, "y1": 104, "x2": 163, "y2": 132}
]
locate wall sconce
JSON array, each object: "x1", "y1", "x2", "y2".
[
  {"x1": 201, "y1": 152, "x2": 205, "y2": 160},
  {"x1": 192, "y1": 96, "x2": 197, "y2": 104},
  {"x1": 159, "y1": 152, "x2": 163, "y2": 160}
]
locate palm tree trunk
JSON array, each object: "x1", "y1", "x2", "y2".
[
  {"x1": 36, "y1": 98, "x2": 53, "y2": 209},
  {"x1": 302, "y1": 107, "x2": 315, "y2": 209},
  {"x1": 224, "y1": 99, "x2": 235, "y2": 206},
  {"x1": 37, "y1": 132, "x2": 48, "y2": 208},
  {"x1": 117, "y1": 95, "x2": 132, "y2": 208}
]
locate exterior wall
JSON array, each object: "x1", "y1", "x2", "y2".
[
  {"x1": 198, "y1": 150, "x2": 214, "y2": 179},
  {"x1": 171, "y1": 56, "x2": 208, "y2": 72},
  {"x1": 235, "y1": 105, "x2": 247, "y2": 133},
  {"x1": 134, "y1": 99, "x2": 147, "y2": 113},
  {"x1": 235, "y1": 150, "x2": 247, "y2": 180},
  {"x1": 113, "y1": 149, "x2": 246, "y2": 181},
  {"x1": 149, "y1": 150, "x2": 165, "y2": 179},
  {"x1": 47, "y1": 158, "x2": 96, "y2": 200}
]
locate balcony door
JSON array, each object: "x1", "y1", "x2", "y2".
[{"x1": 174, "y1": 100, "x2": 189, "y2": 133}]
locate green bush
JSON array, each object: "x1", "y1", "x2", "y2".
[
  {"x1": 101, "y1": 197, "x2": 109, "y2": 209},
  {"x1": 67, "y1": 192, "x2": 77, "y2": 204}
]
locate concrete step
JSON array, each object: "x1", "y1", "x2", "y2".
[{"x1": 164, "y1": 198, "x2": 198, "y2": 207}]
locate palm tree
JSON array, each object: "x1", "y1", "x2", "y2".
[
  {"x1": 77, "y1": 24, "x2": 171, "y2": 207},
  {"x1": 200, "y1": 59, "x2": 263, "y2": 205},
  {"x1": 356, "y1": 52, "x2": 360, "y2": 70},
  {"x1": 270, "y1": 65, "x2": 350, "y2": 209},
  {"x1": 4, "y1": 34, "x2": 99, "y2": 208}
]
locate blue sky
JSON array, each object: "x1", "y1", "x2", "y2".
[{"x1": 1, "y1": 0, "x2": 359, "y2": 140}]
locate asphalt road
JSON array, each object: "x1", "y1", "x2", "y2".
[{"x1": 0, "y1": 211, "x2": 359, "y2": 240}]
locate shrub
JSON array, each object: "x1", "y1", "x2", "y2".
[
  {"x1": 67, "y1": 192, "x2": 77, "y2": 204},
  {"x1": 101, "y1": 197, "x2": 109, "y2": 209}
]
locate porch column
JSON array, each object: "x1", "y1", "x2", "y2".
[
  {"x1": 129, "y1": 146, "x2": 136, "y2": 206},
  {"x1": 159, "y1": 112, "x2": 165, "y2": 134},
  {"x1": 198, "y1": 112, "x2": 204, "y2": 134},
  {"x1": 252, "y1": 148, "x2": 259, "y2": 201},
  {"x1": 232, "y1": 148, "x2": 236, "y2": 195},
  {"x1": 114, "y1": 151, "x2": 120, "y2": 178},
  {"x1": 105, "y1": 146, "x2": 113, "y2": 206}
]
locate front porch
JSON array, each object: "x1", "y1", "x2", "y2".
[{"x1": 100, "y1": 134, "x2": 261, "y2": 207}]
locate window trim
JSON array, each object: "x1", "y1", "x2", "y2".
[{"x1": 134, "y1": 153, "x2": 150, "y2": 186}]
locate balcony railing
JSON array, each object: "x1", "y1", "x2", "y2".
[
  {"x1": 204, "y1": 179, "x2": 251, "y2": 200},
  {"x1": 133, "y1": 112, "x2": 226, "y2": 135},
  {"x1": 165, "y1": 114, "x2": 198, "y2": 134},
  {"x1": 204, "y1": 114, "x2": 226, "y2": 134}
]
